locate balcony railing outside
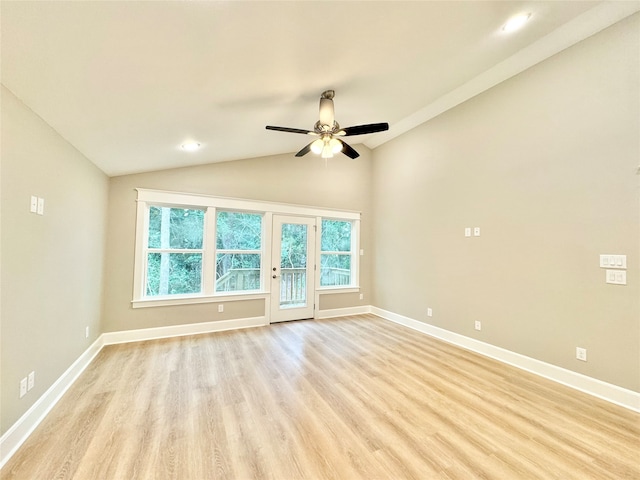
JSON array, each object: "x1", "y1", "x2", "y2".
[
  {"x1": 215, "y1": 267, "x2": 351, "y2": 305},
  {"x1": 216, "y1": 268, "x2": 260, "y2": 292},
  {"x1": 279, "y1": 268, "x2": 306, "y2": 307}
]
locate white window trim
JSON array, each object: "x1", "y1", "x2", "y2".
[
  {"x1": 316, "y1": 217, "x2": 360, "y2": 291},
  {"x1": 132, "y1": 189, "x2": 360, "y2": 308}
]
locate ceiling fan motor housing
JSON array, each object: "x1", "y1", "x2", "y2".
[{"x1": 319, "y1": 97, "x2": 335, "y2": 128}]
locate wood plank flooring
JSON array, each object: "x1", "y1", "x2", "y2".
[{"x1": 2, "y1": 314, "x2": 639, "y2": 479}]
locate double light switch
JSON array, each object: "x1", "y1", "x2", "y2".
[{"x1": 600, "y1": 254, "x2": 627, "y2": 285}]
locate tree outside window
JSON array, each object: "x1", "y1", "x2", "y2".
[
  {"x1": 146, "y1": 206, "x2": 204, "y2": 296},
  {"x1": 320, "y1": 219, "x2": 353, "y2": 287}
]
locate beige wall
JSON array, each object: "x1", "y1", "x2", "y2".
[
  {"x1": 1, "y1": 87, "x2": 109, "y2": 434},
  {"x1": 371, "y1": 15, "x2": 640, "y2": 391},
  {"x1": 102, "y1": 149, "x2": 373, "y2": 332}
]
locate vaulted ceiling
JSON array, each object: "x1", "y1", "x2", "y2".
[{"x1": 2, "y1": 1, "x2": 637, "y2": 176}]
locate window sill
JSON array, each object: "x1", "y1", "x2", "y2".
[
  {"x1": 132, "y1": 286, "x2": 359, "y2": 309},
  {"x1": 316, "y1": 287, "x2": 360, "y2": 294},
  {"x1": 132, "y1": 292, "x2": 268, "y2": 309}
]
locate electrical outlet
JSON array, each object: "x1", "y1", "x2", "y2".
[
  {"x1": 576, "y1": 347, "x2": 587, "y2": 362},
  {"x1": 359, "y1": 293, "x2": 364, "y2": 300},
  {"x1": 427, "y1": 308, "x2": 433, "y2": 317},
  {"x1": 464, "y1": 227, "x2": 471, "y2": 237},
  {"x1": 28, "y1": 371, "x2": 35, "y2": 391},
  {"x1": 474, "y1": 321, "x2": 481, "y2": 331},
  {"x1": 20, "y1": 378, "x2": 27, "y2": 398},
  {"x1": 473, "y1": 227, "x2": 480, "y2": 237},
  {"x1": 218, "y1": 304, "x2": 224, "y2": 313}
]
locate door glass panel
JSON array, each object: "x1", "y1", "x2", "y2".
[{"x1": 280, "y1": 223, "x2": 307, "y2": 309}]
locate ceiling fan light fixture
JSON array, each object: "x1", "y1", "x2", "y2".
[
  {"x1": 329, "y1": 137, "x2": 342, "y2": 153},
  {"x1": 310, "y1": 138, "x2": 324, "y2": 154},
  {"x1": 502, "y1": 12, "x2": 531, "y2": 33}
]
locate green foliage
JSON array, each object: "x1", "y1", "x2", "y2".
[
  {"x1": 147, "y1": 206, "x2": 205, "y2": 296},
  {"x1": 320, "y1": 220, "x2": 352, "y2": 286},
  {"x1": 215, "y1": 212, "x2": 263, "y2": 292},
  {"x1": 280, "y1": 223, "x2": 307, "y2": 268},
  {"x1": 216, "y1": 212, "x2": 262, "y2": 250},
  {"x1": 148, "y1": 207, "x2": 204, "y2": 249},
  {"x1": 321, "y1": 220, "x2": 351, "y2": 252},
  {"x1": 146, "y1": 253, "x2": 202, "y2": 295},
  {"x1": 144, "y1": 207, "x2": 354, "y2": 295},
  {"x1": 320, "y1": 254, "x2": 351, "y2": 286}
]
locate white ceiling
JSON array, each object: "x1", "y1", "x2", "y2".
[{"x1": 2, "y1": 1, "x2": 638, "y2": 177}]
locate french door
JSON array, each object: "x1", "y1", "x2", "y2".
[{"x1": 270, "y1": 215, "x2": 316, "y2": 323}]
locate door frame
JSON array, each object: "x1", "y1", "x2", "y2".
[{"x1": 269, "y1": 215, "x2": 317, "y2": 323}]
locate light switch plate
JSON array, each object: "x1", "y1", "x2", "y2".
[
  {"x1": 600, "y1": 254, "x2": 626, "y2": 269},
  {"x1": 37, "y1": 197, "x2": 45, "y2": 215},
  {"x1": 464, "y1": 228, "x2": 471, "y2": 237},
  {"x1": 30, "y1": 196, "x2": 38, "y2": 213},
  {"x1": 606, "y1": 270, "x2": 626, "y2": 285}
]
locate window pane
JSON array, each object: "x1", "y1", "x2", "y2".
[
  {"x1": 320, "y1": 254, "x2": 351, "y2": 286},
  {"x1": 280, "y1": 223, "x2": 307, "y2": 269},
  {"x1": 148, "y1": 207, "x2": 204, "y2": 249},
  {"x1": 215, "y1": 253, "x2": 261, "y2": 292},
  {"x1": 146, "y1": 253, "x2": 202, "y2": 296},
  {"x1": 216, "y1": 212, "x2": 262, "y2": 250},
  {"x1": 321, "y1": 220, "x2": 352, "y2": 252}
]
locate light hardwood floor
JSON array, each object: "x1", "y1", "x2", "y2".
[{"x1": 2, "y1": 314, "x2": 639, "y2": 479}]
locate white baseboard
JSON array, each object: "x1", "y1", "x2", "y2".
[
  {"x1": 3, "y1": 308, "x2": 637, "y2": 471},
  {"x1": 372, "y1": 307, "x2": 640, "y2": 413},
  {"x1": 101, "y1": 316, "x2": 268, "y2": 345},
  {"x1": 0, "y1": 336, "x2": 104, "y2": 469},
  {"x1": 316, "y1": 305, "x2": 372, "y2": 319}
]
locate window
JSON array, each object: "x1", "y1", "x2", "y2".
[
  {"x1": 215, "y1": 211, "x2": 262, "y2": 293},
  {"x1": 146, "y1": 206, "x2": 204, "y2": 296},
  {"x1": 133, "y1": 189, "x2": 360, "y2": 307},
  {"x1": 320, "y1": 219, "x2": 355, "y2": 287}
]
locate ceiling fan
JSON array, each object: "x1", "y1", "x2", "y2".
[{"x1": 266, "y1": 90, "x2": 389, "y2": 159}]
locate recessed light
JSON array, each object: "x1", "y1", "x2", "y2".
[
  {"x1": 181, "y1": 141, "x2": 201, "y2": 152},
  {"x1": 502, "y1": 12, "x2": 531, "y2": 33}
]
